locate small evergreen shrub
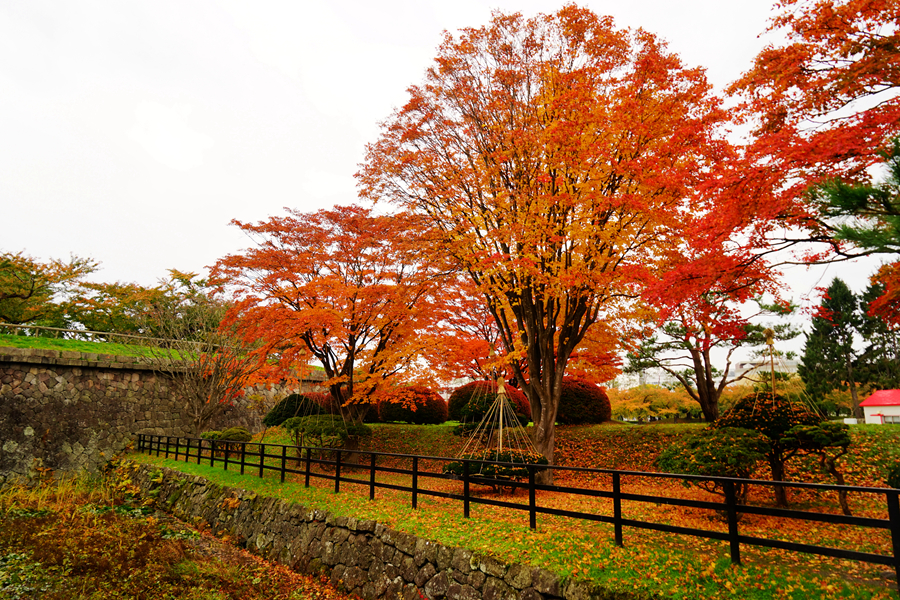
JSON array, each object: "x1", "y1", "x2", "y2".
[
  {"x1": 444, "y1": 449, "x2": 549, "y2": 479},
  {"x1": 263, "y1": 393, "x2": 324, "y2": 427},
  {"x1": 218, "y1": 426, "x2": 252, "y2": 442},
  {"x1": 200, "y1": 430, "x2": 221, "y2": 440},
  {"x1": 556, "y1": 377, "x2": 611, "y2": 424},
  {"x1": 657, "y1": 427, "x2": 771, "y2": 501},
  {"x1": 378, "y1": 386, "x2": 449, "y2": 424},
  {"x1": 282, "y1": 414, "x2": 372, "y2": 449}
]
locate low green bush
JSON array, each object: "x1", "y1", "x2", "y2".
[
  {"x1": 657, "y1": 426, "x2": 771, "y2": 501},
  {"x1": 282, "y1": 414, "x2": 372, "y2": 449},
  {"x1": 444, "y1": 449, "x2": 549, "y2": 479},
  {"x1": 218, "y1": 427, "x2": 252, "y2": 442}
]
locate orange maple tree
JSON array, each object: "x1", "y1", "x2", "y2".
[
  {"x1": 213, "y1": 205, "x2": 447, "y2": 423},
  {"x1": 358, "y1": 6, "x2": 734, "y2": 473},
  {"x1": 427, "y1": 276, "x2": 506, "y2": 382}
]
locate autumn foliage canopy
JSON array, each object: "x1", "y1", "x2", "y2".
[{"x1": 358, "y1": 6, "x2": 737, "y2": 467}]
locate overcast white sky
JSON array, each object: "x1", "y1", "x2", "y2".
[{"x1": 0, "y1": 0, "x2": 886, "y2": 353}]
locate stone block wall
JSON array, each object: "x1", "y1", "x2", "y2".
[
  {"x1": 0, "y1": 347, "x2": 323, "y2": 483},
  {"x1": 127, "y1": 464, "x2": 614, "y2": 600}
]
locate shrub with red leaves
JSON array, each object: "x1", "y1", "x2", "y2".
[
  {"x1": 447, "y1": 381, "x2": 531, "y2": 423},
  {"x1": 378, "y1": 386, "x2": 449, "y2": 425},
  {"x1": 556, "y1": 377, "x2": 611, "y2": 425}
]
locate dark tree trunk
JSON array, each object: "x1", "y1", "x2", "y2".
[{"x1": 769, "y1": 453, "x2": 789, "y2": 507}]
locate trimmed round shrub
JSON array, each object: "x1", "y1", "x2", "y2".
[
  {"x1": 263, "y1": 393, "x2": 324, "y2": 427},
  {"x1": 378, "y1": 386, "x2": 448, "y2": 424},
  {"x1": 448, "y1": 381, "x2": 530, "y2": 423},
  {"x1": 556, "y1": 377, "x2": 611, "y2": 424},
  {"x1": 218, "y1": 426, "x2": 252, "y2": 442}
]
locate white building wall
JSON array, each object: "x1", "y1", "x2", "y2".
[{"x1": 863, "y1": 405, "x2": 900, "y2": 424}]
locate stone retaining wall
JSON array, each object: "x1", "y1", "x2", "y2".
[
  {"x1": 127, "y1": 463, "x2": 621, "y2": 600},
  {"x1": 0, "y1": 347, "x2": 323, "y2": 483}
]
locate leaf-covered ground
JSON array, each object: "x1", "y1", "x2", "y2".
[
  {"x1": 0, "y1": 475, "x2": 351, "y2": 600},
  {"x1": 133, "y1": 422, "x2": 900, "y2": 599}
]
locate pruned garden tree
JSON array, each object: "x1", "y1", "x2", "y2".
[
  {"x1": 358, "y1": 6, "x2": 738, "y2": 479},
  {"x1": 714, "y1": 391, "x2": 822, "y2": 507},
  {"x1": 213, "y1": 205, "x2": 448, "y2": 424}
]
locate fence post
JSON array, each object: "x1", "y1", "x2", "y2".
[
  {"x1": 164, "y1": 437, "x2": 170, "y2": 459},
  {"x1": 185, "y1": 438, "x2": 191, "y2": 463},
  {"x1": 137, "y1": 434, "x2": 142, "y2": 453},
  {"x1": 280, "y1": 445, "x2": 287, "y2": 483},
  {"x1": 155, "y1": 435, "x2": 161, "y2": 457},
  {"x1": 725, "y1": 480, "x2": 742, "y2": 566},
  {"x1": 240, "y1": 442, "x2": 246, "y2": 475},
  {"x1": 613, "y1": 472, "x2": 623, "y2": 547},
  {"x1": 255, "y1": 443, "x2": 263, "y2": 478},
  {"x1": 887, "y1": 490, "x2": 900, "y2": 585},
  {"x1": 197, "y1": 438, "x2": 203, "y2": 465},
  {"x1": 370, "y1": 453, "x2": 376, "y2": 500},
  {"x1": 223, "y1": 442, "x2": 229, "y2": 471},
  {"x1": 173, "y1": 437, "x2": 179, "y2": 462},
  {"x1": 210, "y1": 440, "x2": 216, "y2": 467},
  {"x1": 412, "y1": 456, "x2": 419, "y2": 509},
  {"x1": 305, "y1": 447, "x2": 312, "y2": 487},
  {"x1": 335, "y1": 450, "x2": 342, "y2": 494},
  {"x1": 528, "y1": 465, "x2": 537, "y2": 530},
  {"x1": 463, "y1": 460, "x2": 470, "y2": 519}
]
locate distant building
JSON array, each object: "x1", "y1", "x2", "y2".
[
  {"x1": 727, "y1": 359, "x2": 799, "y2": 382},
  {"x1": 860, "y1": 390, "x2": 900, "y2": 425}
]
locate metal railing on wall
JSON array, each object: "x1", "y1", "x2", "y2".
[{"x1": 137, "y1": 433, "x2": 900, "y2": 582}]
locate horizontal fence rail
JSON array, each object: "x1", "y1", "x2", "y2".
[{"x1": 137, "y1": 433, "x2": 900, "y2": 582}]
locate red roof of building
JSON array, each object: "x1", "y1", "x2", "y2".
[{"x1": 860, "y1": 390, "x2": 900, "y2": 407}]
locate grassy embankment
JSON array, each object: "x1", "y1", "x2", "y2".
[
  {"x1": 0, "y1": 332, "x2": 150, "y2": 357},
  {"x1": 130, "y1": 422, "x2": 900, "y2": 600}
]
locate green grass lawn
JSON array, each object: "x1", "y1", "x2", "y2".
[
  {"x1": 0, "y1": 332, "x2": 150, "y2": 357},
  {"x1": 130, "y1": 423, "x2": 900, "y2": 599}
]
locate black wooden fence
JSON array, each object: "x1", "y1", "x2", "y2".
[{"x1": 137, "y1": 433, "x2": 900, "y2": 582}]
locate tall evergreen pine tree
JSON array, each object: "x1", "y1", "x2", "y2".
[{"x1": 798, "y1": 278, "x2": 862, "y2": 417}]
